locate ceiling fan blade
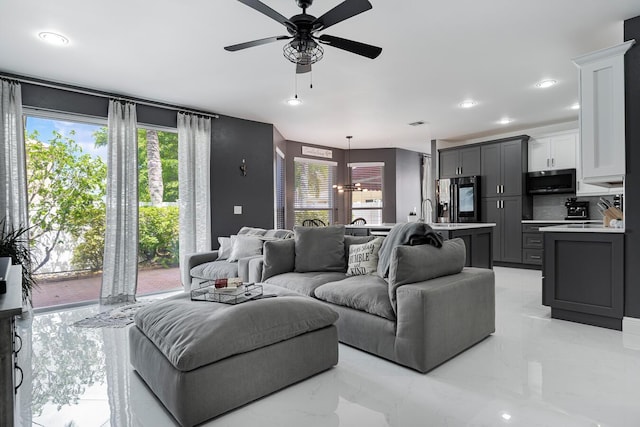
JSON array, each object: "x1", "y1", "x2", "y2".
[
  {"x1": 312, "y1": 0, "x2": 372, "y2": 31},
  {"x1": 317, "y1": 34, "x2": 382, "y2": 59},
  {"x1": 237, "y1": 0, "x2": 296, "y2": 30},
  {"x1": 296, "y1": 63, "x2": 312, "y2": 74},
  {"x1": 224, "y1": 36, "x2": 291, "y2": 52}
]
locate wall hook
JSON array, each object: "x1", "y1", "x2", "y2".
[{"x1": 240, "y1": 158, "x2": 248, "y2": 176}]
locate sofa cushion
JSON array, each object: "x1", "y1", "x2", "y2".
[
  {"x1": 314, "y1": 275, "x2": 395, "y2": 321},
  {"x1": 388, "y1": 238, "x2": 466, "y2": 313},
  {"x1": 191, "y1": 260, "x2": 238, "y2": 282},
  {"x1": 346, "y1": 237, "x2": 383, "y2": 276},
  {"x1": 262, "y1": 238, "x2": 295, "y2": 281},
  {"x1": 294, "y1": 225, "x2": 346, "y2": 273},
  {"x1": 228, "y1": 235, "x2": 263, "y2": 262},
  {"x1": 134, "y1": 292, "x2": 339, "y2": 371},
  {"x1": 344, "y1": 234, "x2": 377, "y2": 257},
  {"x1": 264, "y1": 271, "x2": 347, "y2": 297},
  {"x1": 217, "y1": 236, "x2": 233, "y2": 260},
  {"x1": 237, "y1": 226, "x2": 267, "y2": 236},
  {"x1": 263, "y1": 229, "x2": 294, "y2": 239}
]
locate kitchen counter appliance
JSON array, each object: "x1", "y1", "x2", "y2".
[
  {"x1": 565, "y1": 197, "x2": 589, "y2": 220},
  {"x1": 436, "y1": 176, "x2": 480, "y2": 223}
]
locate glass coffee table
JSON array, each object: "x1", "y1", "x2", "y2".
[{"x1": 190, "y1": 276, "x2": 263, "y2": 305}]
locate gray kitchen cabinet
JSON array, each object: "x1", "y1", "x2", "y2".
[
  {"x1": 436, "y1": 226, "x2": 494, "y2": 269},
  {"x1": 542, "y1": 232, "x2": 624, "y2": 330},
  {"x1": 439, "y1": 146, "x2": 481, "y2": 178},
  {"x1": 481, "y1": 136, "x2": 528, "y2": 198},
  {"x1": 522, "y1": 223, "x2": 554, "y2": 266},
  {"x1": 482, "y1": 197, "x2": 523, "y2": 263}
]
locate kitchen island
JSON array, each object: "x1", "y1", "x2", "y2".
[
  {"x1": 345, "y1": 223, "x2": 496, "y2": 269},
  {"x1": 540, "y1": 224, "x2": 624, "y2": 330}
]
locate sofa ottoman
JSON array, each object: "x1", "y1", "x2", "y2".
[{"x1": 129, "y1": 285, "x2": 339, "y2": 426}]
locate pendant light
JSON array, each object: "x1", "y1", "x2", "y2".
[{"x1": 333, "y1": 136, "x2": 363, "y2": 193}]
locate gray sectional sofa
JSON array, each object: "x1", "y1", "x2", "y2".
[
  {"x1": 244, "y1": 225, "x2": 495, "y2": 373},
  {"x1": 185, "y1": 224, "x2": 495, "y2": 373}
]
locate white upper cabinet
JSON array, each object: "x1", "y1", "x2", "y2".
[
  {"x1": 572, "y1": 40, "x2": 635, "y2": 186},
  {"x1": 528, "y1": 132, "x2": 577, "y2": 171}
]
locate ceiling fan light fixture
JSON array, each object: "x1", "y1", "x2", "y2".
[{"x1": 283, "y1": 39, "x2": 324, "y2": 65}]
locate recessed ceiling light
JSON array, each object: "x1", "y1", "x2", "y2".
[
  {"x1": 459, "y1": 100, "x2": 477, "y2": 109},
  {"x1": 570, "y1": 103, "x2": 580, "y2": 110},
  {"x1": 38, "y1": 31, "x2": 69, "y2": 46},
  {"x1": 287, "y1": 97, "x2": 302, "y2": 106},
  {"x1": 498, "y1": 118, "x2": 514, "y2": 125},
  {"x1": 536, "y1": 79, "x2": 557, "y2": 89},
  {"x1": 501, "y1": 413, "x2": 512, "y2": 421}
]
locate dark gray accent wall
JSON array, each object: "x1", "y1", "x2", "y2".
[
  {"x1": 211, "y1": 116, "x2": 274, "y2": 240},
  {"x1": 624, "y1": 16, "x2": 640, "y2": 318},
  {"x1": 395, "y1": 149, "x2": 422, "y2": 221},
  {"x1": 19, "y1": 80, "x2": 274, "y2": 250}
]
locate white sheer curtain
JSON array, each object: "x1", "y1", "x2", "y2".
[
  {"x1": 421, "y1": 154, "x2": 433, "y2": 223},
  {"x1": 178, "y1": 113, "x2": 212, "y2": 290},
  {"x1": 101, "y1": 100, "x2": 138, "y2": 304},
  {"x1": 0, "y1": 79, "x2": 28, "y2": 229}
]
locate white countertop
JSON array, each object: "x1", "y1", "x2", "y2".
[
  {"x1": 430, "y1": 223, "x2": 496, "y2": 230},
  {"x1": 522, "y1": 220, "x2": 602, "y2": 224},
  {"x1": 539, "y1": 224, "x2": 625, "y2": 233},
  {"x1": 345, "y1": 223, "x2": 496, "y2": 231}
]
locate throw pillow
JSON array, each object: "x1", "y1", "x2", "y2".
[
  {"x1": 237, "y1": 226, "x2": 267, "y2": 236},
  {"x1": 346, "y1": 237, "x2": 383, "y2": 276},
  {"x1": 294, "y1": 225, "x2": 346, "y2": 273},
  {"x1": 227, "y1": 235, "x2": 263, "y2": 262},
  {"x1": 217, "y1": 236, "x2": 233, "y2": 260}
]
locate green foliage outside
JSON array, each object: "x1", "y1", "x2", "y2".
[
  {"x1": 138, "y1": 205, "x2": 179, "y2": 267},
  {"x1": 26, "y1": 130, "x2": 107, "y2": 272},
  {"x1": 92, "y1": 127, "x2": 179, "y2": 202},
  {"x1": 27, "y1": 126, "x2": 180, "y2": 274}
]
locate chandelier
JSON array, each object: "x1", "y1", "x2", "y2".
[
  {"x1": 283, "y1": 38, "x2": 324, "y2": 65},
  {"x1": 333, "y1": 136, "x2": 368, "y2": 193}
]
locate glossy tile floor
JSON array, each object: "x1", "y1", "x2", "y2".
[{"x1": 16, "y1": 267, "x2": 640, "y2": 427}]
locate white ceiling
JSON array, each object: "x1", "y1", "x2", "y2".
[{"x1": 1, "y1": 0, "x2": 639, "y2": 152}]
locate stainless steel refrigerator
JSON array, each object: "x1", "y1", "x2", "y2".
[{"x1": 436, "y1": 176, "x2": 480, "y2": 223}]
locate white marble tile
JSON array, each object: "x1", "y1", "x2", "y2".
[{"x1": 17, "y1": 267, "x2": 640, "y2": 427}]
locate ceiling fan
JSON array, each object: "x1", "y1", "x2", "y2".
[{"x1": 224, "y1": 0, "x2": 382, "y2": 74}]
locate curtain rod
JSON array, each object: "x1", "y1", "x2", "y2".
[{"x1": 0, "y1": 72, "x2": 219, "y2": 119}]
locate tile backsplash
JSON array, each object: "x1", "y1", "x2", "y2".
[{"x1": 532, "y1": 194, "x2": 621, "y2": 221}]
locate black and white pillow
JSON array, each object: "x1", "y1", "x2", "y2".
[{"x1": 346, "y1": 237, "x2": 384, "y2": 276}]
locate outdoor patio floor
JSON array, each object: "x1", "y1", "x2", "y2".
[{"x1": 31, "y1": 267, "x2": 182, "y2": 309}]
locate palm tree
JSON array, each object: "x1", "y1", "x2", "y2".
[{"x1": 145, "y1": 129, "x2": 164, "y2": 205}]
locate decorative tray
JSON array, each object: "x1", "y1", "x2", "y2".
[{"x1": 190, "y1": 283, "x2": 263, "y2": 305}]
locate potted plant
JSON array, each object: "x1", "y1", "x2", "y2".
[{"x1": 0, "y1": 218, "x2": 36, "y2": 301}]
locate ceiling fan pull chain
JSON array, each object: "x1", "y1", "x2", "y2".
[{"x1": 310, "y1": 69, "x2": 313, "y2": 89}]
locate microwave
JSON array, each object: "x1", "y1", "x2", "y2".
[{"x1": 526, "y1": 169, "x2": 576, "y2": 194}]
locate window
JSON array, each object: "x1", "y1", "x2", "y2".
[
  {"x1": 275, "y1": 148, "x2": 285, "y2": 229},
  {"x1": 294, "y1": 157, "x2": 336, "y2": 225},
  {"x1": 350, "y1": 163, "x2": 384, "y2": 224},
  {"x1": 24, "y1": 113, "x2": 107, "y2": 308}
]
